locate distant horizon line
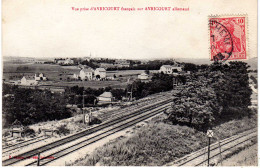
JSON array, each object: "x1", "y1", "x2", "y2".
[{"x1": 2, "y1": 55, "x2": 257, "y2": 61}]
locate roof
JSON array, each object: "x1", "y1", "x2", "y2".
[
  {"x1": 161, "y1": 65, "x2": 174, "y2": 68},
  {"x1": 81, "y1": 68, "x2": 93, "y2": 73},
  {"x1": 35, "y1": 73, "x2": 44, "y2": 76},
  {"x1": 98, "y1": 92, "x2": 113, "y2": 98},
  {"x1": 140, "y1": 73, "x2": 149, "y2": 76},
  {"x1": 95, "y1": 68, "x2": 106, "y2": 72},
  {"x1": 161, "y1": 65, "x2": 182, "y2": 69}
]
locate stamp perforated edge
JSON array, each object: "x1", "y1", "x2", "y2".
[{"x1": 208, "y1": 14, "x2": 249, "y2": 61}]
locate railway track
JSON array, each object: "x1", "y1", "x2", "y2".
[
  {"x1": 3, "y1": 136, "x2": 50, "y2": 154},
  {"x1": 3, "y1": 136, "x2": 46, "y2": 149},
  {"x1": 2, "y1": 136, "x2": 20, "y2": 144},
  {"x1": 3, "y1": 97, "x2": 172, "y2": 166},
  {"x1": 168, "y1": 129, "x2": 257, "y2": 166},
  {"x1": 27, "y1": 101, "x2": 172, "y2": 166},
  {"x1": 99, "y1": 92, "x2": 172, "y2": 121}
]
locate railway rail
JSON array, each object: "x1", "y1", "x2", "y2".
[
  {"x1": 3, "y1": 136, "x2": 50, "y2": 154},
  {"x1": 99, "y1": 92, "x2": 172, "y2": 121},
  {"x1": 27, "y1": 101, "x2": 172, "y2": 166},
  {"x1": 168, "y1": 129, "x2": 257, "y2": 166},
  {"x1": 3, "y1": 97, "x2": 172, "y2": 166}
]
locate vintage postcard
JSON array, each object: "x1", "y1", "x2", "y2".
[{"x1": 1, "y1": 0, "x2": 258, "y2": 166}]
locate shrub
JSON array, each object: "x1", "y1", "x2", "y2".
[
  {"x1": 23, "y1": 127, "x2": 36, "y2": 137},
  {"x1": 56, "y1": 125, "x2": 70, "y2": 135},
  {"x1": 3, "y1": 130, "x2": 10, "y2": 137},
  {"x1": 89, "y1": 117, "x2": 102, "y2": 125}
]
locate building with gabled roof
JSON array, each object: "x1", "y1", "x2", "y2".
[
  {"x1": 79, "y1": 68, "x2": 94, "y2": 81},
  {"x1": 138, "y1": 72, "x2": 149, "y2": 80},
  {"x1": 94, "y1": 68, "x2": 106, "y2": 79},
  {"x1": 159, "y1": 65, "x2": 182, "y2": 74},
  {"x1": 97, "y1": 92, "x2": 114, "y2": 104},
  {"x1": 21, "y1": 76, "x2": 38, "y2": 86},
  {"x1": 35, "y1": 73, "x2": 47, "y2": 81}
]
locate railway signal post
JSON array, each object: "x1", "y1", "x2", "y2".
[{"x1": 207, "y1": 129, "x2": 214, "y2": 166}]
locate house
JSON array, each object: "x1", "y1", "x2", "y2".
[
  {"x1": 64, "y1": 58, "x2": 74, "y2": 65},
  {"x1": 97, "y1": 92, "x2": 114, "y2": 104},
  {"x1": 94, "y1": 68, "x2": 106, "y2": 79},
  {"x1": 57, "y1": 59, "x2": 65, "y2": 64},
  {"x1": 79, "y1": 68, "x2": 94, "y2": 81},
  {"x1": 159, "y1": 65, "x2": 182, "y2": 74},
  {"x1": 138, "y1": 73, "x2": 149, "y2": 80},
  {"x1": 55, "y1": 58, "x2": 74, "y2": 65},
  {"x1": 35, "y1": 73, "x2": 47, "y2": 81},
  {"x1": 21, "y1": 77, "x2": 38, "y2": 86}
]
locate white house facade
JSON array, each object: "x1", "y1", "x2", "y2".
[
  {"x1": 94, "y1": 68, "x2": 106, "y2": 79},
  {"x1": 64, "y1": 58, "x2": 74, "y2": 65},
  {"x1": 79, "y1": 68, "x2": 93, "y2": 81},
  {"x1": 35, "y1": 73, "x2": 47, "y2": 81},
  {"x1": 21, "y1": 77, "x2": 38, "y2": 86},
  {"x1": 159, "y1": 65, "x2": 182, "y2": 74}
]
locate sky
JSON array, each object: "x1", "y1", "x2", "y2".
[{"x1": 2, "y1": 0, "x2": 257, "y2": 60}]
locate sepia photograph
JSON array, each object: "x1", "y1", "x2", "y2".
[{"x1": 1, "y1": 0, "x2": 258, "y2": 166}]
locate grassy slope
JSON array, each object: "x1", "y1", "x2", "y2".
[
  {"x1": 221, "y1": 143, "x2": 258, "y2": 166},
  {"x1": 73, "y1": 114, "x2": 257, "y2": 166}
]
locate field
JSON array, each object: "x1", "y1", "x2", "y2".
[
  {"x1": 3, "y1": 62, "x2": 154, "y2": 89},
  {"x1": 3, "y1": 63, "x2": 79, "y2": 81}
]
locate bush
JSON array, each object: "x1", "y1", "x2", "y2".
[
  {"x1": 2, "y1": 130, "x2": 10, "y2": 137},
  {"x1": 56, "y1": 125, "x2": 70, "y2": 135},
  {"x1": 89, "y1": 117, "x2": 102, "y2": 125},
  {"x1": 23, "y1": 127, "x2": 36, "y2": 137}
]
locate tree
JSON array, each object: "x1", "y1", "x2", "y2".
[
  {"x1": 2, "y1": 86, "x2": 72, "y2": 127},
  {"x1": 166, "y1": 61, "x2": 252, "y2": 129},
  {"x1": 183, "y1": 63, "x2": 198, "y2": 72},
  {"x1": 210, "y1": 61, "x2": 252, "y2": 120},
  {"x1": 167, "y1": 76, "x2": 218, "y2": 131}
]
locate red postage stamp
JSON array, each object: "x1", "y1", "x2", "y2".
[{"x1": 209, "y1": 16, "x2": 247, "y2": 61}]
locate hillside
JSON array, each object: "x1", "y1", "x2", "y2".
[{"x1": 176, "y1": 57, "x2": 257, "y2": 70}]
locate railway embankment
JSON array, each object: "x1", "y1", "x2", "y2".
[{"x1": 72, "y1": 113, "x2": 257, "y2": 166}]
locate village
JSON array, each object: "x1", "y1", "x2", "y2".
[
  {"x1": 3, "y1": 57, "x2": 188, "y2": 105},
  {"x1": 2, "y1": 56, "x2": 258, "y2": 166}
]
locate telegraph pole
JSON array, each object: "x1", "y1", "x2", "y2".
[
  {"x1": 37, "y1": 153, "x2": 40, "y2": 166},
  {"x1": 82, "y1": 89, "x2": 85, "y2": 124},
  {"x1": 208, "y1": 137, "x2": 210, "y2": 166},
  {"x1": 130, "y1": 83, "x2": 133, "y2": 101},
  {"x1": 206, "y1": 129, "x2": 214, "y2": 166}
]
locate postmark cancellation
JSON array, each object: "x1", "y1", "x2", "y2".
[{"x1": 209, "y1": 15, "x2": 247, "y2": 61}]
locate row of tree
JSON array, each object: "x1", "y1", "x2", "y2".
[
  {"x1": 166, "y1": 61, "x2": 252, "y2": 131},
  {"x1": 3, "y1": 84, "x2": 72, "y2": 127}
]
